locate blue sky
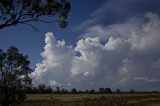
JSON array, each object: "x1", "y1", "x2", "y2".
[
  {"x1": 0, "y1": 0, "x2": 106, "y2": 68},
  {"x1": 1, "y1": 0, "x2": 160, "y2": 90},
  {"x1": 1, "y1": 0, "x2": 160, "y2": 68}
]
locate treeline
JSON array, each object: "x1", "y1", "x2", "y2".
[
  {"x1": 24, "y1": 85, "x2": 112, "y2": 94},
  {"x1": 24, "y1": 84, "x2": 160, "y2": 94}
]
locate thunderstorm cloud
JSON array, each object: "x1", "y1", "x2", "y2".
[{"x1": 31, "y1": 13, "x2": 160, "y2": 90}]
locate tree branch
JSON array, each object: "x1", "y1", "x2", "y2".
[{"x1": 20, "y1": 23, "x2": 39, "y2": 31}]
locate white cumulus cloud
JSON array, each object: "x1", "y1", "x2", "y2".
[{"x1": 32, "y1": 13, "x2": 160, "y2": 90}]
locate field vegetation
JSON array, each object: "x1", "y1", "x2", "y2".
[{"x1": 14, "y1": 93, "x2": 160, "y2": 106}]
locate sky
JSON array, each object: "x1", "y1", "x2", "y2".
[{"x1": 1, "y1": 0, "x2": 160, "y2": 91}]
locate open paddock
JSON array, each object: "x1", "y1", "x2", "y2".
[{"x1": 14, "y1": 93, "x2": 160, "y2": 106}]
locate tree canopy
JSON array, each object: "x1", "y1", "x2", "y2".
[
  {"x1": 0, "y1": 0, "x2": 71, "y2": 30},
  {"x1": 0, "y1": 46, "x2": 32, "y2": 106}
]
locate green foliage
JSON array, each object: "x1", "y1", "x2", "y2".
[
  {"x1": 99, "y1": 88, "x2": 112, "y2": 94},
  {"x1": 0, "y1": 46, "x2": 32, "y2": 106},
  {"x1": 71, "y1": 88, "x2": 77, "y2": 94},
  {"x1": 0, "y1": 0, "x2": 71, "y2": 29},
  {"x1": 37, "y1": 84, "x2": 52, "y2": 94}
]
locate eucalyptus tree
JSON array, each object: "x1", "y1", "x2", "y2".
[
  {"x1": 0, "y1": 0, "x2": 71, "y2": 30},
  {"x1": 0, "y1": 46, "x2": 32, "y2": 106}
]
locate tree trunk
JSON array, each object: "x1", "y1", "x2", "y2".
[
  {"x1": 3, "y1": 75, "x2": 10, "y2": 106},
  {"x1": 4, "y1": 88, "x2": 10, "y2": 106}
]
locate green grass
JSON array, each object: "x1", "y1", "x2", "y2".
[{"x1": 16, "y1": 93, "x2": 160, "y2": 106}]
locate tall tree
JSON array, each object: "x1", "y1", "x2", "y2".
[
  {"x1": 0, "y1": 0, "x2": 71, "y2": 30},
  {"x1": 71, "y1": 88, "x2": 77, "y2": 94},
  {"x1": 0, "y1": 46, "x2": 32, "y2": 106}
]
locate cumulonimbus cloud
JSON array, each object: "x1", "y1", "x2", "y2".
[
  {"x1": 77, "y1": 0, "x2": 160, "y2": 31},
  {"x1": 31, "y1": 13, "x2": 160, "y2": 90}
]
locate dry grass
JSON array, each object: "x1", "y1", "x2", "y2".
[
  {"x1": 147, "y1": 104, "x2": 160, "y2": 106},
  {"x1": 19, "y1": 93, "x2": 160, "y2": 106}
]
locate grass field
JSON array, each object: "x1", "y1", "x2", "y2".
[{"x1": 16, "y1": 93, "x2": 160, "y2": 106}]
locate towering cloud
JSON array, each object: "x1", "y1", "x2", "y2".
[
  {"x1": 32, "y1": 13, "x2": 160, "y2": 90},
  {"x1": 31, "y1": 32, "x2": 74, "y2": 87}
]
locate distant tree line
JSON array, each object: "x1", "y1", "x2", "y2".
[
  {"x1": 23, "y1": 84, "x2": 160, "y2": 94},
  {"x1": 24, "y1": 85, "x2": 113, "y2": 94}
]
